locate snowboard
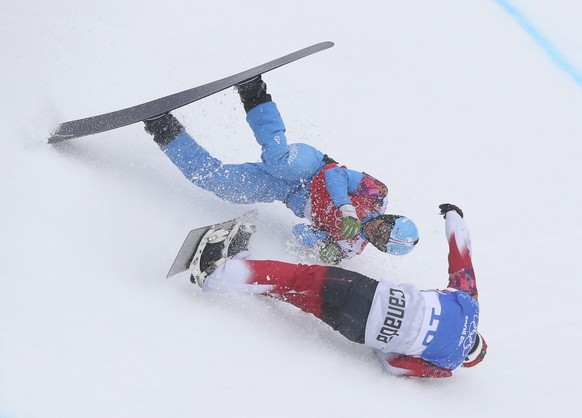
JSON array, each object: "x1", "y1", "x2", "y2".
[
  {"x1": 48, "y1": 41, "x2": 334, "y2": 143},
  {"x1": 166, "y1": 210, "x2": 258, "y2": 281}
]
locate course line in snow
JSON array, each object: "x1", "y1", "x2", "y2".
[{"x1": 495, "y1": 0, "x2": 582, "y2": 87}]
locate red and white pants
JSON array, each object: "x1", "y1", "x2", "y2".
[{"x1": 203, "y1": 256, "x2": 378, "y2": 343}]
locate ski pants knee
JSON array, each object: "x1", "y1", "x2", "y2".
[
  {"x1": 162, "y1": 130, "x2": 291, "y2": 204},
  {"x1": 245, "y1": 101, "x2": 324, "y2": 183}
]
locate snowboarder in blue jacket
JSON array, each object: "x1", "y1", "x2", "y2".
[{"x1": 144, "y1": 76, "x2": 419, "y2": 264}]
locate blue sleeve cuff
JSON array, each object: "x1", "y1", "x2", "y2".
[{"x1": 292, "y1": 224, "x2": 329, "y2": 248}]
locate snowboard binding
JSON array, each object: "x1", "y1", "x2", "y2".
[
  {"x1": 189, "y1": 219, "x2": 257, "y2": 287},
  {"x1": 165, "y1": 210, "x2": 258, "y2": 281}
]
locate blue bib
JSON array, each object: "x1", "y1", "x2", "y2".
[{"x1": 421, "y1": 291, "x2": 480, "y2": 370}]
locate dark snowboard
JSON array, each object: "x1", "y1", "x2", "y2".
[
  {"x1": 48, "y1": 42, "x2": 334, "y2": 143},
  {"x1": 166, "y1": 210, "x2": 258, "y2": 280}
]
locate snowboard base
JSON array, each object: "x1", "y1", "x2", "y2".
[{"x1": 48, "y1": 42, "x2": 334, "y2": 143}]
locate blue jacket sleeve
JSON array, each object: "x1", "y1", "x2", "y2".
[{"x1": 323, "y1": 167, "x2": 364, "y2": 209}]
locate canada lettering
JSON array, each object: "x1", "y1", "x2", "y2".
[{"x1": 376, "y1": 288, "x2": 406, "y2": 343}]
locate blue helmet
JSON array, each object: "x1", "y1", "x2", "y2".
[
  {"x1": 364, "y1": 214, "x2": 419, "y2": 255},
  {"x1": 386, "y1": 216, "x2": 419, "y2": 255}
]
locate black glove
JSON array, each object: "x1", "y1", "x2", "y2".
[{"x1": 439, "y1": 203, "x2": 464, "y2": 219}]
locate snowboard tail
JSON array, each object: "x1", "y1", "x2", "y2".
[
  {"x1": 48, "y1": 42, "x2": 334, "y2": 143},
  {"x1": 166, "y1": 210, "x2": 258, "y2": 279}
]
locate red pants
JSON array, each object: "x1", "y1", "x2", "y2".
[{"x1": 207, "y1": 260, "x2": 379, "y2": 343}]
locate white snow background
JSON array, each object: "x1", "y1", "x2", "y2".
[{"x1": 1, "y1": 0, "x2": 581, "y2": 417}]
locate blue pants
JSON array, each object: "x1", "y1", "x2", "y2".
[{"x1": 162, "y1": 102, "x2": 325, "y2": 217}]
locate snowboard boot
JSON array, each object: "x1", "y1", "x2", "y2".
[
  {"x1": 143, "y1": 112, "x2": 184, "y2": 146},
  {"x1": 236, "y1": 75, "x2": 272, "y2": 113},
  {"x1": 189, "y1": 221, "x2": 257, "y2": 287}
]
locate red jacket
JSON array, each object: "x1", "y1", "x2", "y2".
[{"x1": 309, "y1": 163, "x2": 388, "y2": 243}]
